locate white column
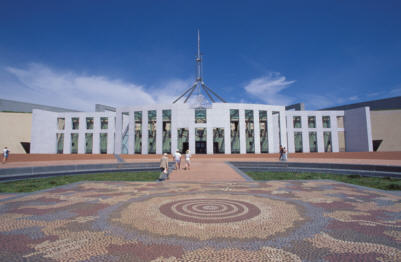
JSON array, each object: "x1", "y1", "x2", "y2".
[
  {"x1": 128, "y1": 111, "x2": 134, "y2": 154},
  {"x1": 224, "y1": 108, "x2": 231, "y2": 154},
  {"x1": 156, "y1": 109, "x2": 163, "y2": 154},
  {"x1": 316, "y1": 114, "x2": 324, "y2": 152},
  {"x1": 267, "y1": 111, "x2": 274, "y2": 153},
  {"x1": 64, "y1": 117, "x2": 71, "y2": 154},
  {"x1": 108, "y1": 116, "x2": 115, "y2": 154},
  {"x1": 78, "y1": 116, "x2": 85, "y2": 154},
  {"x1": 254, "y1": 110, "x2": 261, "y2": 154},
  {"x1": 114, "y1": 110, "x2": 123, "y2": 154},
  {"x1": 279, "y1": 110, "x2": 287, "y2": 148},
  {"x1": 239, "y1": 109, "x2": 246, "y2": 154},
  {"x1": 331, "y1": 114, "x2": 339, "y2": 152},
  {"x1": 207, "y1": 126, "x2": 213, "y2": 154},
  {"x1": 189, "y1": 127, "x2": 195, "y2": 154},
  {"x1": 142, "y1": 110, "x2": 148, "y2": 154}
]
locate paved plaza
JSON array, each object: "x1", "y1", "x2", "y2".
[{"x1": 1, "y1": 178, "x2": 401, "y2": 261}]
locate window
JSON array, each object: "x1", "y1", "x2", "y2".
[
  {"x1": 85, "y1": 133, "x2": 93, "y2": 154},
  {"x1": 245, "y1": 110, "x2": 255, "y2": 153},
  {"x1": 100, "y1": 133, "x2": 108, "y2": 154},
  {"x1": 309, "y1": 132, "x2": 317, "y2": 152},
  {"x1": 324, "y1": 131, "x2": 332, "y2": 152},
  {"x1": 86, "y1": 117, "x2": 94, "y2": 130},
  {"x1": 195, "y1": 109, "x2": 206, "y2": 123},
  {"x1": 134, "y1": 112, "x2": 142, "y2": 154},
  {"x1": 259, "y1": 111, "x2": 268, "y2": 153},
  {"x1": 162, "y1": 110, "x2": 171, "y2": 153},
  {"x1": 213, "y1": 128, "x2": 224, "y2": 154},
  {"x1": 230, "y1": 109, "x2": 240, "y2": 153},
  {"x1": 56, "y1": 133, "x2": 64, "y2": 154},
  {"x1": 57, "y1": 118, "x2": 65, "y2": 130},
  {"x1": 100, "y1": 117, "x2": 108, "y2": 129},
  {"x1": 148, "y1": 110, "x2": 156, "y2": 154},
  {"x1": 293, "y1": 116, "x2": 301, "y2": 128},
  {"x1": 337, "y1": 116, "x2": 344, "y2": 128},
  {"x1": 72, "y1": 117, "x2": 79, "y2": 130},
  {"x1": 71, "y1": 133, "x2": 78, "y2": 154},
  {"x1": 294, "y1": 132, "x2": 303, "y2": 152},
  {"x1": 308, "y1": 116, "x2": 316, "y2": 128},
  {"x1": 322, "y1": 116, "x2": 331, "y2": 128}
]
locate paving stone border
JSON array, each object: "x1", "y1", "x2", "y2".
[{"x1": 230, "y1": 161, "x2": 401, "y2": 178}]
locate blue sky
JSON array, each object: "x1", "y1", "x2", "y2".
[{"x1": 1, "y1": 0, "x2": 401, "y2": 111}]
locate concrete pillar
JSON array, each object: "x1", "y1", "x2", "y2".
[
  {"x1": 156, "y1": 109, "x2": 163, "y2": 154},
  {"x1": 267, "y1": 111, "x2": 274, "y2": 153},
  {"x1": 128, "y1": 111, "x2": 134, "y2": 154},
  {"x1": 142, "y1": 110, "x2": 148, "y2": 154},
  {"x1": 239, "y1": 109, "x2": 246, "y2": 154},
  {"x1": 254, "y1": 110, "x2": 261, "y2": 154},
  {"x1": 114, "y1": 110, "x2": 123, "y2": 154}
]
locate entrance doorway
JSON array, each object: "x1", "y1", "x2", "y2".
[
  {"x1": 196, "y1": 141, "x2": 206, "y2": 154},
  {"x1": 182, "y1": 142, "x2": 189, "y2": 153}
]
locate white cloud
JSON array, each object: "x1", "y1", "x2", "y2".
[
  {"x1": 3, "y1": 63, "x2": 190, "y2": 111},
  {"x1": 243, "y1": 73, "x2": 295, "y2": 105}
]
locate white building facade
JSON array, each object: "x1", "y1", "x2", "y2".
[{"x1": 31, "y1": 103, "x2": 373, "y2": 154}]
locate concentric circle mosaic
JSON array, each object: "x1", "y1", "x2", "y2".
[
  {"x1": 159, "y1": 198, "x2": 261, "y2": 223},
  {"x1": 1, "y1": 181, "x2": 401, "y2": 261}
]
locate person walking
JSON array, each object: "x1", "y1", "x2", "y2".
[
  {"x1": 282, "y1": 147, "x2": 288, "y2": 161},
  {"x1": 159, "y1": 153, "x2": 169, "y2": 180},
  {"x1": 174, "y1": 150, "x2": 182, "y2": 170},
  {"x1": 2, "y1": 147, "x2": 9, "y2": 164},
  {"x1": 184, "y1": 149, "x2": 191, "y2": 170},
  {"x1": 279, "y1": 145, "x2": 284, "y2": 161}
]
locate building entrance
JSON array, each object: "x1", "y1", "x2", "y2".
[
  {"x1": 196, "y1": 141, "x2": 206, "y2": 154},
  {"x1": 182, "y1": 142, "x2": 189, "y2": 153}
]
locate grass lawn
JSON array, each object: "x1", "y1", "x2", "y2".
[
  {"x1": 0, "y1": 171, "x2": 160, "y2": 193},
  {"x1": 246, "y1": 171, "x2": 401, "y2": 191}
]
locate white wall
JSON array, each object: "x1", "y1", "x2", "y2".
[{"x1": 344, "y1": 107, "x2": 373, "y2": 152}]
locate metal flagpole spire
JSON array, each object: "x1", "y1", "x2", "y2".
[{"x1": 173, "y1": 30, "x2": 226, "y2": 104}]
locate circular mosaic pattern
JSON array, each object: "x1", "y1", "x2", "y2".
[
  {"x1": 159, "y1": 198, "x2": 261, "y2": 223},
  {"x1": 115, "y1": 193, "x2": 305, "y2": 240}
]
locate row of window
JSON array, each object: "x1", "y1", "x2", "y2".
[
  {"x1": 57, "y1": 117, "x2": 109, "y2": 130},
  {"x1": 292, "y1": 116, "x2": 344, "y2": 129},
  {"x1": 57, "y1": 133, "x2": 108, "y2": 154},
  {"x1": 293, "y1": 131, "x2": 333, "y2": 153}
]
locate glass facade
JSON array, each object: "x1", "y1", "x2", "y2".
[
  {"x1": 323, "y1": 116, "x2": 331, "y2": 128},
  {"x1": 71, "y1": 133, "x2": 78, "y2": 154},
  {"x1": 177, "y1": 128, "x2": 189, "y2": 153},
  {"x1": 294, "y1": 132, "x2": 303, "y2": 152},
  {"x1": 213, "y1": 128, "x2": 224, "y2": 154},
  {"x1": 337, "y1": 116, "x2": 344, "y2": 128},
  {"x1": 86, "y1": 117, "x2": 94, "y2": 130},
  {"x1": 101, "y1": 117, "x2": 108, "y2": 129},
  {"x1": 259, "y1": 111, "x2": 268, "y2": 153},
  {"x1": 293, "y1": 116, "x2": 301, "y2": 128},
  {"x1": 134, "y1": 112, "x2": 142, "y2": 154},
  {"x1": 195, "y1": 109, "x2": 206, "y2": 123},
  {"x1": 148, "y1": 110, "x2": 156, "y2": 154},
  {"x1": 195, "y1": 128, "x2": 207, "y2": 154},
  {"x1": 308, "y1": 116, "x2": 316, "y2": 128},
  {"x1": 162, "y1": 110, "x2": 171, "y2": 153},
  {"x1": 309, "y1": 132, "x2": 317, "y2": 152},
  {"x1": 100, "y1": 133, "x2": 108, "y2": 154},
  {"x1": 245, "y1": 110, "x2": 255, "y2": 153},
  {"x1": 57, "y1": 118, "x2": 65, "y2": 130},
  {"x1": 324, "y1": 131, "x2": 332, "y2": 152},
  {"x1": 56, "y1": 133, "x2": 64, "y2": 154},
  {"x1": 230, "y1": 109, "x2": 240, "y2": 153},
  {"x1": 85, "y1": 133, "x2": 93, "y2": 154},
  {"x1": 72, "y1": 118, "x2": 79, "y2": 130}
]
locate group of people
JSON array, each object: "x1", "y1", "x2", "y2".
[
  {"x1": 279, "y1": 145, "x2": 288, "y2": 161},
  {"x1": 159, "y1": 149, "x2": 191, "y2": 181}
]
